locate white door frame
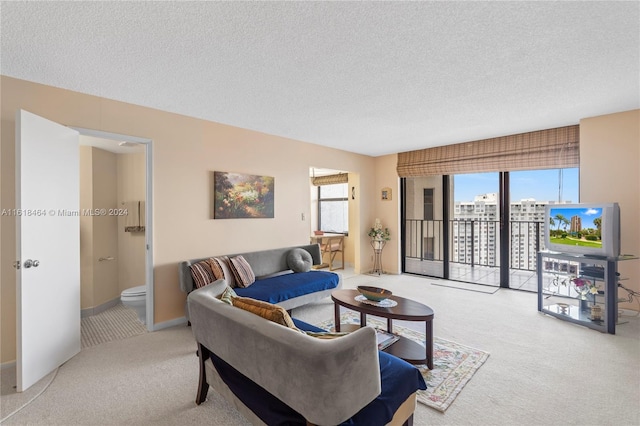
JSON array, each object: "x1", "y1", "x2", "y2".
[{"x1": 71, "y1": 127, "x2": 155, "y2": 331}]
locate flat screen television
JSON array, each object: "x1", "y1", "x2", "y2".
[{"x1": 544, "y1": 203, "x2": 620, "y2": 258}]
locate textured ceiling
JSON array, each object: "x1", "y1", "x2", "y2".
[{"x1": 1, "y1": 1, "x2": 638, "y2": 157}]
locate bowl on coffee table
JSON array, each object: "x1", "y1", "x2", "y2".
[{"x1": 357, "y1": 286, "x2": 392, "y2": 302}]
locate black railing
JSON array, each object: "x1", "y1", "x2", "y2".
[
  {"x1": 509, "y1": 221, "x2": 545, "y2": 271},
  {"x1": 452, "y1": 219, "x2": 500, "y2": 267},
  {"x1": 404, "y1": 219, "x2": 546, "y2": 272},
  {"x1": 405, "y1": 219, "x2": 444, "y2": 261}
]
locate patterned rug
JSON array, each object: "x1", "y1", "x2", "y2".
[{"x1": 316, "y1": 312, "x2": 489, "y2": 412}]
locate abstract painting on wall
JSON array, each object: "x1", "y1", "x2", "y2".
[{"x1": 214, "y1": 171, "x2": 274, "y2": 219}]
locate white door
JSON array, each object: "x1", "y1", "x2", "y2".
[{"x1": 16, "y1": 110, "x2": 81, "y2": 392}]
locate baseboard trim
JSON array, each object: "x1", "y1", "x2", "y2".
[
  {"x1": 81, "y1": 297, "x2": 121, "y2": 318},
  {"x1": 153, "y1": 316, "x2": 188, "y2": 331}
]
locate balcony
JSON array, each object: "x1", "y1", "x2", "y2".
[{"x1": 404, "y1": 219, "x2": 542, "y2": 292}]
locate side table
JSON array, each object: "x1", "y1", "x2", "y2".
[{"x1": 370, "y1": 239, "x2": 386, "y2": 275}]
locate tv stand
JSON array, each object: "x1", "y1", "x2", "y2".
[
  {"x1": 581, "y1": 254, "x2": 608, "y2": 259},
  {"x1": 537, "y1": 251, "x2": 638, "y2": 334}
]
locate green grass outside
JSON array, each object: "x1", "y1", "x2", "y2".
[{"x1": 549, "y1": 236, "x2": 602, "y2": 248}]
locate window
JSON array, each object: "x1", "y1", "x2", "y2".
[
  {"x1": 318, "y1": 183, "x2": 348, "y2": 234},
  {"x1": 423, "y1": 188, "x2": 434, "y2": 220}
]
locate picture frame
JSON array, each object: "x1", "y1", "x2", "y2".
[
  {"x1": 381, "y1": 187, "x2": 392, "y2": 201},
  {"x1": 214, "y1": 171, "x2": 274, "y2": 219}
]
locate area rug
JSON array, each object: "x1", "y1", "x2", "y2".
[{"x1": 315, "y1": 312, "x2": 489, "y2": 412}]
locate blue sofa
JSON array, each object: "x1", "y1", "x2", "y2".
[{"x1": 178, "y1": 244, "x2": 342, "y2": 316}]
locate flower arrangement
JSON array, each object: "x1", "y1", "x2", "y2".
[
  {"x1": 571, "y1": 276, "x2": 599, "y2": 300},
  {"x1": 368, "y1": 218, "x2": 391, "y2": 241},
  {"x1": 550, "y1": 275, "x2": 599, "y2": 301}
]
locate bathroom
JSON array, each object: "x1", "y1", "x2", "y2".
[{"x1": 79, "y1": 136, "x2": 147, "y2": 346}]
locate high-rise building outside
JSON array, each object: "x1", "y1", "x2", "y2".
[
  {"x1": 453, "y1": 194, "x2": 574, "y2": 270},
  {"x1": 570, "y1": 215, "x2": 582, "y2": 233}
]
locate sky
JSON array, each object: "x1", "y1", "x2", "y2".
[
  {"x1": 454, "y1": 169, "x2": 579, "y2": 203},
  {"x1": 548, "y1": 206, "x2": 602, "y2": 229}
]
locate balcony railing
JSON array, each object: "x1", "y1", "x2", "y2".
[{"x1": 405, "y1": 219, "x2": 546, "y2": 273}]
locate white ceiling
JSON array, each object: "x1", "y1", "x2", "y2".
[{"x1": 1, "y1": 2, "x2": 638, "y2": 157}]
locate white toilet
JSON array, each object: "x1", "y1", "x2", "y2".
[{"x1": 121, "y1": 285, "x2": 146, "y2": 324}]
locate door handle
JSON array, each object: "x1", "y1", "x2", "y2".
[{"x1": 23, "y1": 259, "x2": 40, "y2": 268}]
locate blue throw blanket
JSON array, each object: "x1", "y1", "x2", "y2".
[
  {"x1": 234, "y1": 271, "x2": 340, "y2": 304},
  {"x1": 208, "y1": 318, "x2": 427, "y2": 425}
]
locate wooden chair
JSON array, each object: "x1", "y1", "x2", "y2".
[{"x1": 319, "y1": 235, "x2": 344, "y2": 271}]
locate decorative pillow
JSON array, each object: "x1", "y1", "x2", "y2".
[
  {"x1": 286, "y1": 248, "x2": 313, "y2": 273},
  {"x1": 190, "y1": 260, "x2": 215, "y2": 289},
  {"x1": 218, "y1": 286, "x2": 237, "y2": 305},
  {"x1": 208, "y1": 256, "x2": 236, "y2": 288},
  {"x1": 228, "y1": 255, "x2": 256, "y2": 288},
  {"x1": 231, "y1": 296, "x2": 298, "y2": 330}
]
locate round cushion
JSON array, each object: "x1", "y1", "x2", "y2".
[{"x1": 286, "y1": 248, "x2": 313, "y2": 273}]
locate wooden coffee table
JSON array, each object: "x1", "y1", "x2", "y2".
[{"x1": 331, "y1": 289, "x2": 435, "y2": 369}]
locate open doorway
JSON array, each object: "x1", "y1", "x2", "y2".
[
  {"x1": 76, "y1": 129, "x2": 154, "y2": 344},
  {"x1": 309, "y1": 167, "x2": 357, "y2": 272}
]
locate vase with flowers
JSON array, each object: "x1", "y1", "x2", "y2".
[
  {"x1": 571, "y1": 276, "x2": 603, "y2": 320},
  {"x1": 571, "y1": 276, "x2": 599, "y2": 300},
  {"x1": 368, "y1": 218, "x2": 390, "y2": 249}
]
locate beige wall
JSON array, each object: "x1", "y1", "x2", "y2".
[
  {"x1": 0, "y1": 76, "x2": 376, "y2": 364},
  {"x1": 347, "y1": 173, "x2": 360, "y2": 269},
  {"x1": 90, "y1": 148, "x2": 120, "y2": 307},
  {"x1": 79, "y1": 146, "x2": 95, "y2": 309},
  {"x1": 80, "y1": 147, "x2": 121, "y2": 311},
  {"x1": 372, "y1": 154, "x2": 401, "y2": 274},
  {"x1": 117, "y1": 152, "x2": 146, "y2": 293},
  {"x1": 580, "y1": 109, "x2": 640, "y2": 309}
]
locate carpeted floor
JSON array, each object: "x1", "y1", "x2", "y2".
[
  {"x1": 2, "y1": 272, "x2": 639, "y2": 425},
  {"x1": 430, "y1": 281, "x2": 500, "y2": 294},
  {"x1": 316, "y1": 311, "x2": 490, "y2": 412},
  {"x1": 1, "y1": 303, "x2": 148, "y2": 422}
]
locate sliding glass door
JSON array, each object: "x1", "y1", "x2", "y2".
[
  {"x1": 402, "y1": 176, "x2": 448, "y2": 277},
  {"x1": 449, "y1": 173, "x2": 501, "y2": 285},
  {"x1": 402, "y1": 168, "x2": 579, "y2": 291}
]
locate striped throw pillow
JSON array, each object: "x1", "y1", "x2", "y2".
[
  {"x1": 228, "y1": 255, "x2": 256, "y2": 288},
  {"x1": 208, "y1": 256, "x2": 236, "y2": 288},
  {"x1": 190, "y1": 260, "x2": 214, "y2": 289}
]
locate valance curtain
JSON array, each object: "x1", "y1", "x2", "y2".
[
  {"x1": 397, "y1": 125, "x2": 579, "y2": 177},
  {"x1": 311, "y1": 173, "x2": 348, "y2": 186}
]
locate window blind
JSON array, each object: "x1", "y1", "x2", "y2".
[
  {"x1": 311, "y1": 173, "x2": 349, "y2": 186},
  {"x1": 397, "y1": 125, "x2": 579, "y2": 177}
]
